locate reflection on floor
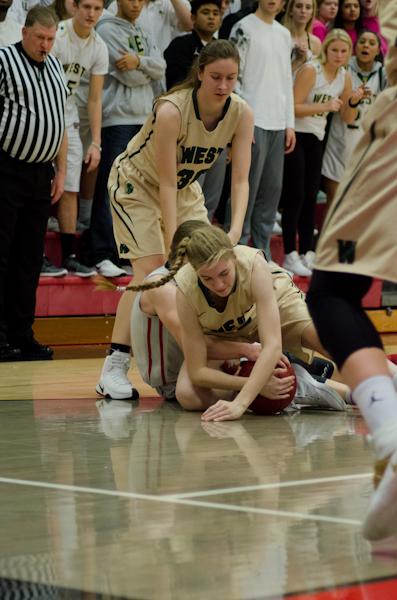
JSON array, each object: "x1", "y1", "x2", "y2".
[{"x1": 0, "y1": 396, "x2": 397, "y2": 599}]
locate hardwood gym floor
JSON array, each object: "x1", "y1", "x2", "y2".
[{"x1": 0, "y1": 340, "x2": 397, "y2": 599}]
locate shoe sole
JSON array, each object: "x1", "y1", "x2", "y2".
[
  {"x1": 96, "y1": 383, "x2": 139, "y2": 401},
  {"x1": 363, "y1": 452, "x2": 397, "y2": 541},
  {"x1": 293, "y1": 364, "x2": 346, "y2": 411}
]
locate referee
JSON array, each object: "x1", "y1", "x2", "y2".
[{"x1": 0, "y1": 6, "x2": 68, "y2": 362}]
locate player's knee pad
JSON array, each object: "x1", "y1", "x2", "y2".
[{"x1": 307, "y1": 270, "x2": 382, "y2": 369}]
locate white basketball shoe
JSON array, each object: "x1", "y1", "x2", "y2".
[
  {"x1": 292, "y1": 364, "x2": 347, "y2": 411},
  {"x1": 96, "y1": 351, "x2": 139, "y2": 400}
]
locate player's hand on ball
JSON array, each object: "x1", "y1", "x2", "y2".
[
  {"x1": 277, "y1": 353, "x2": 291, "y2": 369},
  {"x1": 243, "y1": 342, "x2": 262, "y2": 362},
  {"x1": 201, "y1": 399, "x2": 246, "y2": 422},
  {"x1": 259, "y1": 372, "x2": 296, "y2": 400}
]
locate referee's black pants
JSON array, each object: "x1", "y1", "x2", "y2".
[{"x1": 0, "y1": 152, "x2": 53, "y2": 346}]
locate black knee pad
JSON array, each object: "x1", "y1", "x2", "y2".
[{"x1": 306, "y1": 270, "x2": 383, "y2": 369}]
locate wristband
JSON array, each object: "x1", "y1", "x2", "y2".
[
  {"x1": 348, "y1": 98, "x2": 360, "y2": 108},
  {"x1": 90, "y1": 141, "x2": 102, "y2": 152}
]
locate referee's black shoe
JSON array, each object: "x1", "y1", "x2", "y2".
[
  {"x1": 0, "y1": 344, "x2": 22, "y2": 362},
  {"x1": 10, "y1": 338, "x2": 54, "y2": 361}
]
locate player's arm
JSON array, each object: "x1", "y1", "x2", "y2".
[
  {"x1": 201, "y1": 255, "x2": 283, "y2": 421},
  {"x1": 85, "y1": 74, "x2": 104, "y2": 172},
  {"x1": 176, "y1": 288, "x2": 254, "y2": 392},
  {"x1": 228, "y1": 104, "x2": 254, "y2": 246},
  {"x1": 154, "y1": 101, "x2": 181, "y2": 255},
  {"x1": 149, "y1": 283, "x2": 261, "y2": 360}
]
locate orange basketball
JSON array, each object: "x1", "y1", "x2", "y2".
[{"x1": 238, "y1": 361, "x2": 297, "y2": 415}]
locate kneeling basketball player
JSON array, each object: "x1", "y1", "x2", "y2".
[{"x1": 128, "y1": 222, "x2": 348, "y2": 420}]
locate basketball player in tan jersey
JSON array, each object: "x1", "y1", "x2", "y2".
[
  {"x1": 306, "y1": 0, "x2": 397, "y2": 541},
  {"x1": 96, "y1": 39, "x2": 254, "y2": 401},
  {"x1": 123, "y1": 223, "x2": 349, "y2": 418},
  {"x1": 130, "y1": 220, "x2": 349, "y2": 412}
]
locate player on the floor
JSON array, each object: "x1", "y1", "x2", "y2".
[
  {"x1": 96, "y1": 39, "x2": 254, "y2": 401},
  {"x1": 306, "y1": 0, "x2": 397, "y2": 541},
  {"x1": 123, "y1": 221, "x2": 349, "y2": 418}
]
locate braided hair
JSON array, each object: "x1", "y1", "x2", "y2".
[{"x1": 125, "y1": 222, "x2": 235, "y2": 292}]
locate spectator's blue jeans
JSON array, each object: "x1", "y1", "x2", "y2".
[{"x1": 86, "y1": 124, "x2": 141, "y2": 265}]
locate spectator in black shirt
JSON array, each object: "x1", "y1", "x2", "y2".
[{"x1": 164, "y1": 0, "x2": 222, "y2": 89}]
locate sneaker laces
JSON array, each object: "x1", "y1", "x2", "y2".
[{"x1": 108, "y1": 352, "x2": 130, "y2": 383}]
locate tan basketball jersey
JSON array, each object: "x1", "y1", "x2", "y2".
[
  {"x1": 315, "y1": 87, "x2": 397, "y2": 283},
  {"x1": 112, "y1": 88, "x2": 247, "y2": 192},
  {"x1": 175, "y1": 246, "x2": 262, "y2": 343},
  {"x1": 176, "y1": 245, "x2": 313, "y2": 359},
  {"x1": 314, "y1": 0, "x2": 397, "y2": 283},
  {"x1": 176, "y1": 245, "x2": 259, "y2": 341}
]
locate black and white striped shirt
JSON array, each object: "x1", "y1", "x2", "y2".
[{"x1": 0, "y1": 42, "x2": 68, "y2": 163}]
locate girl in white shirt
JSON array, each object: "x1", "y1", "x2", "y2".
[
  {"x1": 280, "y1": 28, "x2": 364, "y2": 276},
  {"x1": 322, "y1": 29, "x2": 385, "y2": 204},
  {"x1": 283, "y1": 0, "x2": 321, "y2": 75}
]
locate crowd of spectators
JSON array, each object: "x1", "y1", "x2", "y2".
[{"x1": 0, "y1": 0, "x2": 387, "y2": 359}]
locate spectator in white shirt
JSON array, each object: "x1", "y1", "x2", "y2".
[
  {"x1": 230, "y1": 0, "x2": 295, "y2": 260},
  {"x1": 0, "y1": 0, "x2": 22, "y2": 45}
]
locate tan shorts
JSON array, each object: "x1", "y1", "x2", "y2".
[
  {"x1": 271, "y1": 268, "x2": 313, "y2": 361},
  {"x1": 109, "y1": 164, "x2": 209, "y2": 260}
]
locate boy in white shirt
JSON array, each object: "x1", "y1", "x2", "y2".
[
  {"x1": 50, "y1": 0, "x2": 109, "y2": 276},
  {"x1": 230, "y1": 0, "x2": 295, "y2": 260}
]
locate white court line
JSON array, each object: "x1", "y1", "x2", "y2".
[
  {"x1": 0, "y1": 475, "x2": 363, "y2": 527},
  {"x1": 169, "y1": 498, "x2": 362, "y2": 526},
  {"x1": 166, "y1": 472, "x2": 373, "y2": 499}
]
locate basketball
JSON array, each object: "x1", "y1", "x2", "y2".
[
  {"x1": 238, "y1": 361, "x2": 297, "y2": 415},
  {"x1": 220, "y1": 360, "x2": 240, "y2": 375}
]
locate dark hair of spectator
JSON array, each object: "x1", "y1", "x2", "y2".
[
  {"x1": 334, "y1": 0, "x2": 363, "y2": 33},
  {"x1": 355, "y1": 28, "x2": 383, "y2": 62},
  {"x1": 163, "y1": 39, "x2": 240, "y2": 96},
  {"x1": 25, "y1": 6, "x2": 58, "y2": 27},
  {"x1": 50, "y1": 0, "x2": 71, "y2": 21},
  {"x1": 190, "y1": 0, "x2": 222, "y2": 15}
]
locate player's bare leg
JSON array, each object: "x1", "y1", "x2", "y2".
[{"x1": 96, "y1": 254, "x2": 164, "y2": 400}]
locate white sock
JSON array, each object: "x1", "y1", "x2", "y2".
[
  {"x1": 352, "y1": 375, "x2": 397, "y2": 433},
  {"x1": 392, "y1": 372, "x2": 397, "y2": 390}
]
